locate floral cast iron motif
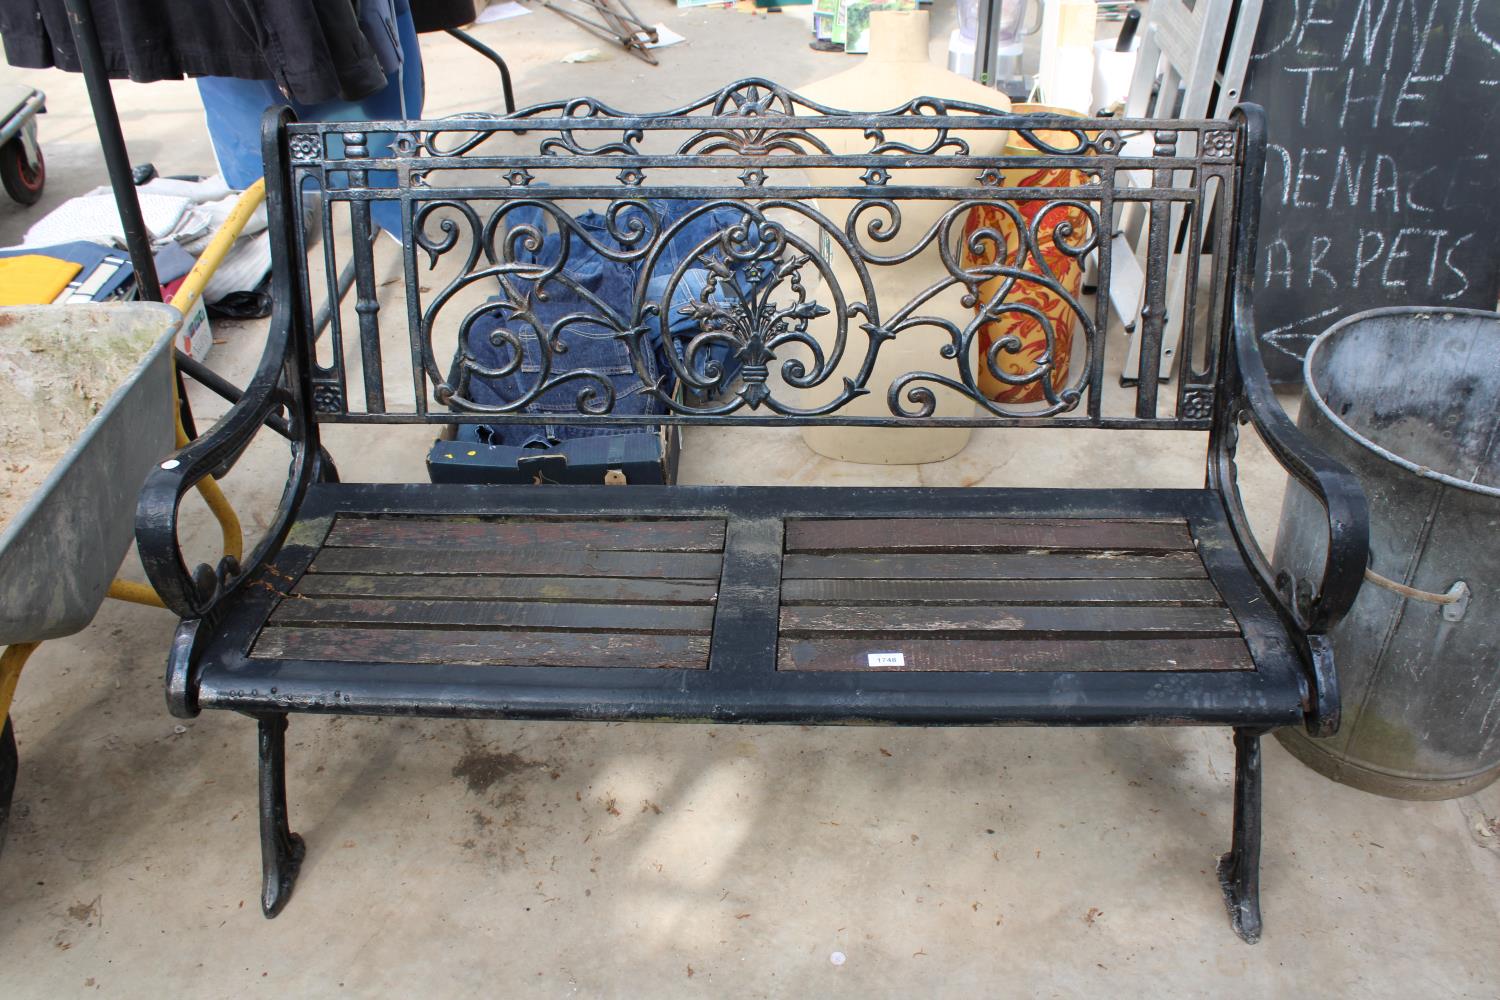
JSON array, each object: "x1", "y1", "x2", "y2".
[
  {"x1": 1202, "y1": 130, "x2": 1237, "y2": 159},
  {"x1": 287, "y1": 133, "x2": 321, "y2": 162},
  {"x1": 655, "y1": 218, "x2": 830, "y2": 411},
  {"x1": 1179, "y1": 387, "x2": 1216, "y2": 420},
  {"x1": 310, "y1": 385, "x2": 341, "y2": 413}
]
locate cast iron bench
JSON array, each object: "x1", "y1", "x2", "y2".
[{"x1": 135, "y1": 81, "x2": 1368, "y2": 942}]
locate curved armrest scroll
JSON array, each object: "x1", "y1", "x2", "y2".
[
  {"x1": 1214, "y1": 105, "x2": 1369, "y2": 637},
  {"x1": 1224, "y1": 321, "x2": 1369, "y2": 636},
  {"x1": 135, "y1": 322, "x2": 303, "y2": 618}
]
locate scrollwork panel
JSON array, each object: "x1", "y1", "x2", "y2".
[
  {"x1": 407, "y1": 191, "x2": 1109, "y2": 423},
  {"x1": 285, "y1": 78, "x2": 1237, "y2": 425}
]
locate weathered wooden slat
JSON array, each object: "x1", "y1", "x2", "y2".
[
  {"x1": 781, "y1": 551, "x2": 1208, "y2": 581},
  {"x1": 780, "y1": 577, "x2": 1224, "y2": 606},
  {"x1": 269, "y1": 597, "x2": 714, "y2": 633},
  {"x1": 324, "y1": 516, "x2": 726, "y2": 553},
  {"x1": 785, "y1": 517, "x2": 1194, "y2": 553},
  {"x1": 780, "y1": 604, "x2": 1240, "y2": 636},
  {"x1": 706, "y1": 516, "x2": 785, "y2": 678},
  {"x1": 777, "y1": 636, "x2": 1253, "y2": 672},
  {"x1": 295, "y1": 573, "x2": 719, "y2": 605},
  {"x1": 253, "y1": 627, "x2": 710, "y2": 669},
  {"x1": 308, "y1": 546, "x2": 725, "y2": 580}
]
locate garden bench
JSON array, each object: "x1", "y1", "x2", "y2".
[{"x1": 135, "y1": 81, "x2": 1368, "y2": 942}]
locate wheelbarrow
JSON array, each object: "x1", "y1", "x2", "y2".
[
  {"x1": 0, "y1": 302, "x2": 180, "y2": 848},
  {"x1": 0, "y1": 172, "x2": 278, "y2": 852},
  {"x1": 0, "y1": 84, "x2": 46, "y2": 206}
]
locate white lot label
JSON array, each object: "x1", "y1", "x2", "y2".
[{"x1": 867, "y1": 652, "x2": 905, "y2": 667}]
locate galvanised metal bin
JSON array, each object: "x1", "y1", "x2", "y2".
[{"x1": 1275, "y1": 307, "x2": 1499, "y2": 800}]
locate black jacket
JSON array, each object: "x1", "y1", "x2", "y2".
[
  {"x1": 411, "y1": 0, "x2": 474, "y2": 32},
  {"x1": 0, "y1": 0, "x2": 405, "y2": 104}
]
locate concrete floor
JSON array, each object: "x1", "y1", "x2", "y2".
[{"x1": 3, "y1": 4, "x2": 1500, "y2": 997}]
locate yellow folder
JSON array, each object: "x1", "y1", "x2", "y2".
[{"x1": 0, "y1": 254, "x2": 84, "y2": 306}]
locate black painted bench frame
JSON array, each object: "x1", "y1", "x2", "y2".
[{"x1": 136, "y1": 82, "x2": 1368, "y2": 942}]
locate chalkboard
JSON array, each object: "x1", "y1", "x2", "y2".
[{"x1": 1240, "y1": 0, "x2": 1500, "y2": 382}]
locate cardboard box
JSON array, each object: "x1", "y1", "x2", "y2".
[{"x1": 176, "y1": 295, "x2": 212, "y2": 362}]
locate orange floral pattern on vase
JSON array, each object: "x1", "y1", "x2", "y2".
[{"x1": 961, "y1": 164, "x2": 1090, "y2": 404}]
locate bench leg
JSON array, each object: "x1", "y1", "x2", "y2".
[
  {"x1": 257, "y1": 714, "x2": 305, "y2": 918},
  {"x1": 1217, "y1": 726, "x2": 1267, "y2": 943}
]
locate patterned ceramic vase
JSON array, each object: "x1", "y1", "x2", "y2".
[{"x1": 961, "y1": 105, "x2": 1092, "y2": 405}]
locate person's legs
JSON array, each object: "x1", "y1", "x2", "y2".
[{"x1": 195, "y1": 3, "x2": 425, "y2": 237}]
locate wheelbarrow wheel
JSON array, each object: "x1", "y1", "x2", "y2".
[
  {"x1": 0, "y1": 716, "x2": 16, "y2": 855},
  {"x1": 0, "y1": 137, "x2": 45, "y2": 206}
]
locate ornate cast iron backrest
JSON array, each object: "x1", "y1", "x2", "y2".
[{"x1": 272, "y1": 79, "x2": 1249, "y2": 430}]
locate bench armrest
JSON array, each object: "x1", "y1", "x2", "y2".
[
  {"x1": 138, "y1": 108, "x2": 328, "y2": 620},
  {"x1": 1208, "y1": 105, "x2": 1369, "y2": 736},
  {"x1": 1212, "y1": 314, "x2": 1368, "y2": 738},
  {"x1": 1215, "y1": 315, "x2": 1369, "y2": 636},
  {"x1": 136, "y1": 311, "x2": 323, "y2": 619},
  {"x1": 1212, "y1": 105, "x2": 1369, "y2": 636}
]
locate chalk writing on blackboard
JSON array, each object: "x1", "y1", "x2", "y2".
[{"x1": 1241, "y1": 0, "x2": 1500, "y2": 380}]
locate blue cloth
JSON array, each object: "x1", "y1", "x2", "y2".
[
  {"x1": 196, "y1": 0, "x2": 421, "y2": 238},
  {"x1": 459, "y1": 202, "x2": 763, "y2": 447},
  {"x1": 0, "y1": 241, "x2": 132, "y2": 301}
]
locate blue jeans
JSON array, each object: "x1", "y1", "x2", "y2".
[
  {"x1": 196, "y1": 0, "x2": 422, "y2": 238},
  {"x1": 459, "y1": 201, "x2": 761, "y2": 447}
]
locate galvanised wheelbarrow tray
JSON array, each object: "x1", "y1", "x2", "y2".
[
  {"x1": 0, "y1": 302, "x2": 180, "y2": 645},
  {"x1": 0, "y1": 302, "x2": 179, "y2": 848}
]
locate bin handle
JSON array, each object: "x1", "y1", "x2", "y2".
[{"x1": 1364, "y1": 567, "x2": 1471, "y2": 622}]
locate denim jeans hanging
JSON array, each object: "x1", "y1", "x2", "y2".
[{"x1": 457, "y1": 200, "x2": 762, "y2": 448}]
